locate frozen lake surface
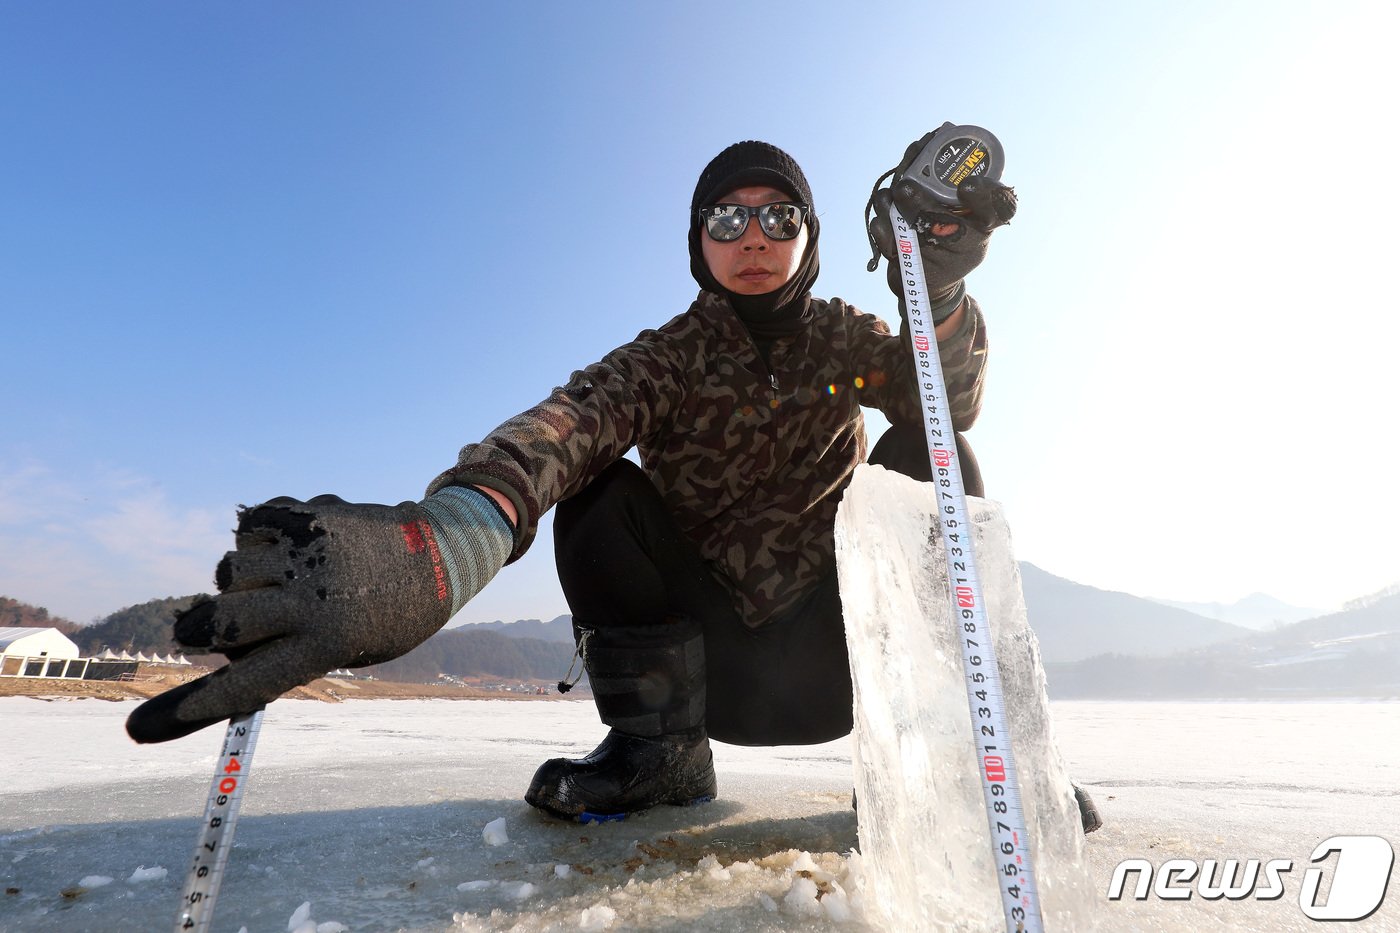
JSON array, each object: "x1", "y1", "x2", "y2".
[{"x1": 1, "y1": 697, "x2": 1397, "y2": 931}]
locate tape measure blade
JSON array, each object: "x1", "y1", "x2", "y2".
[
  {"x1": 173, "y1": 709, "x2": 264, "y2": 933},
  {"x1": 889, "y1": 202, "x2": 1042, "y2": 932}
]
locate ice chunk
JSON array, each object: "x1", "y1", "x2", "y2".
[
  {"x1": 126, "y1": 865, "x2": 167, "y2": 883},
  {"x1": 553, "y1": 863, "x2": 571, "y2": 879},
  {"x1": 579, "y1": 903, "x2": 617, "y2": 930},
  {"x1": 823, "y1": 884, "x2": 853, "y2": 923},
  {"x1": 78, "y1": 875, "x2": 113, "y2": 888},
  {"x1": 316, "y1": 924, "x2": 348, "y2": 933},
  {"x1": 836, "y1": 465, "x2": 1097, "y2": 931},
  {"x1": 790, "y1": 850, "x2": 833, "y2": 882},
  {"x1": 503, "y1": 880, "x2": 536, "y2": 900},
  {"x1": 287, "y1": 900, "x2": 311, "y2": 930},
  {"x1": 698, "y1": 853, "x2": 731, "y2": 881},
  {"x1": 783, "y1": 875, "x2": 823, "y2": 917},
  {"x1": 482, "y1": 816, "x2": 508, "y2": 846},
  {"x1": 457, "y1": 880, "x2": 494, "y2": 892}
]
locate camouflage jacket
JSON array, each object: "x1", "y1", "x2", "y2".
[{"x1": 427, "y1": 290, "x2": 987, "y2": 629}]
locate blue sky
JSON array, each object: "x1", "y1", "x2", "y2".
[{"x1": 3, "y1": 2, "x2": 1396, "y2": 625}]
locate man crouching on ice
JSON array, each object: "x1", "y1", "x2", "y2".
[{"x1": 126, "y1": 134, "x2": 1101, "y2": 834}]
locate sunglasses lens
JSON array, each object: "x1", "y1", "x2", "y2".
[
  {"x1": 758, "y1": 203, "x2": 803, "y2": 240},
  {"x1": 701, "y1": 203, "x2": 805, "y2": 241},
  {"x1": 703, "y1": 205, "x2": 750, "y2": 241}
]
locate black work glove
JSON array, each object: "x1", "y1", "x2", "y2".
[
  {"x1": 126, "y1": 495, "x2": 463, "y2": 743},
  {"x1": 866, "y1": 126, "x2": 1017, "y2": 321}
]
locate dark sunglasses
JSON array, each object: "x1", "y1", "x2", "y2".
[{"x1": 699, "y1": 201, "x2": 808, "y2": 242}]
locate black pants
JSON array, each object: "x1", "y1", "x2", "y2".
[{"x1": 554, "y1": 425, "x2": 982, "y2": 747}]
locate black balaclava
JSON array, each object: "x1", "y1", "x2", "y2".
[{"x1": 688, "y1": 141, "x2": 821, "y2": 343}]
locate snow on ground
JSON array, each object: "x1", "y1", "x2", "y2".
[{"x1": 1, "y1": 697, "x2": 1397, "y2": 932}]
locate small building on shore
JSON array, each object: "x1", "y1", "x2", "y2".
[{"x1": 0, "y1": 627, "x2": 87, "y2": 679}]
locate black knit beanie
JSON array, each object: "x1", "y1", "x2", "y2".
[
  {"x1": 690, "y1": 140, "x2": 814, "y2": 219},
  {"x1": 688, "y1": 141, "x2": 821, "y2": 332}
]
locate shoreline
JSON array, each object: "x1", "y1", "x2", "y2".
[
  {"x1": 5, "y1": 676, "x2": 1388, "y2": 706},
  {"x1": 0, "y1": 672, "x2": 583, "y2": 704}
]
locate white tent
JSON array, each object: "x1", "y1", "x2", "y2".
[
  {"x1": 0, "y1": 627, "x2": 81, "y2": 661},
  {"x1": 117, "y1": 650, "x2": 135, "y2": 661},
  {"x1": 135, "y1": 652, "x2": 151, "y2": 663},
  {"x1": 0, "y1": 622, "x2": 80, "y2": 658},
  {"x1": 98, "y1": 648, "x2": 121, "y2": 660},
  {"x1": 0, "y1": 628, "x2": 86, "y2": 678}
]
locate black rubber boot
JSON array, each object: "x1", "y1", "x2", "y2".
[
  {"x1": 526, "y1": 618, "x2": 717, "y2": 823},
  {"x1": 526, "y1": 727, "x2": 715, "y2": 823}
]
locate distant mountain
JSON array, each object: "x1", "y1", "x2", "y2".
[
  {"x1": 72, "y1": 596, "x2": 200, "y2": 656},
  {"x1": 1146, "y1": 592, "x2": 1323, "y2": 630},
  {"x1": 1018, "y1": 563, "x2": 1252, "y2": 663},
  {"x1": 1344, "y1": 581, "x2": 1400, "y2": 612},
  {"x1": 1, "y1": 594, "x2": 194, "y2": 655},
  {"x1": 456, "y1": 614, "x2": 574, "y2": 644},
  {"x1": 1246, "y1": 591, "x2": 1400, "y2": 652},
  {"x1": 3, "y1": 592, "x2": 579, "y2": 688},
  {"x1": 0, "y1": 597, "x2": 82, "y2": 635},
  {"x1": 7, "y1": 564, "x2": 1391, "y2": 700},
  {"x1": 358, "y1": 626, "x2": 578, "y2": 685},
  {"x1": 1046, "y1": 592, "x2": 1400, "y2": 699}
]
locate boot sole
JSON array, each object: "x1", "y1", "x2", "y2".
[
  {"x1": 528, "y1": 790, "x2": 717, "y2": 824},
  {"x1": 578, "y1": 793, "x2": 716, "y2": 824}
]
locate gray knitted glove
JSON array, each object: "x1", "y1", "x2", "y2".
[
  {"x1": 867, "y1": 127, "x2": 1017, "y2": 321},
  {"x1": 125, "y1": 488, "x2": 511, "y2": 743}
]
